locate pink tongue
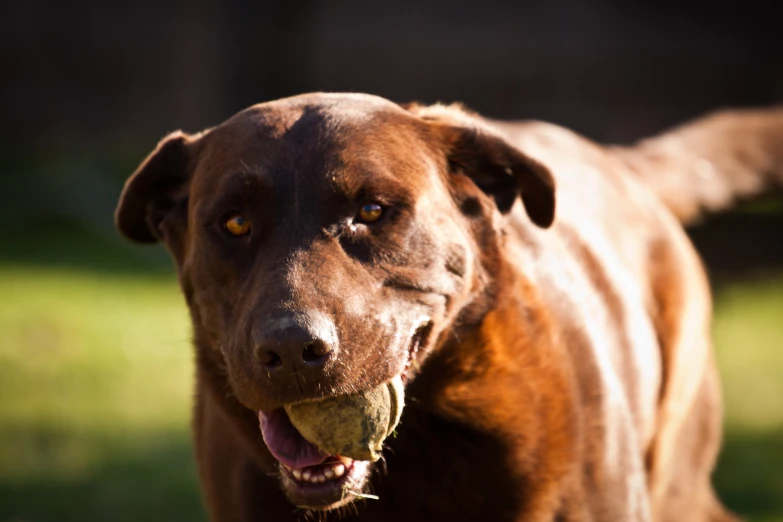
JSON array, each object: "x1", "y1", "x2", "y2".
[{"x1": 258, "y1": 409, "x2": 328, "y2": 469}]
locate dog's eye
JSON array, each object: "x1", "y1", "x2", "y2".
[
  {"x1": 357, "y1": 203, "x2": 383, "y2": 223},
  {"x1": 223, "y1": 214, "x2": 251, "y2": 237}
]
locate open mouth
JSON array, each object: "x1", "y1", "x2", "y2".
[
  {"x1": 278, "y1": 455, "x2": 372, "y2": 508},
  {"x1": 259, "y1": 408, "x2": 372, "y2": 509},
  {"x1": 258, "y1": 321, "x2": 432, "y2": 510}
]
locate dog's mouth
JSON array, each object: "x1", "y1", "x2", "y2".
[
  {"x1": 258, "y1": 321, "x2": 433, "y2": 510},
  {"x1": 259, "y1": 408, "x2": 372, "y2": 509}
]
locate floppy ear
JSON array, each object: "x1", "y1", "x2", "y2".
[
  {"x1": 115, "y1": 131, "x2": 195, "y2": 243},
  {"x1": 408, "y1": 103, "x2": 556, "y2": 228}
]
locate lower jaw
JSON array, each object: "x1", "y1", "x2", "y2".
[{"x1": 280, "y1": 460, "x2": 372, "y2": 510}]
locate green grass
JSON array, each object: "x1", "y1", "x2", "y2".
[
  {"x1": 0, "y1": 262, "x2": 781, "y2": 521},
  {"x1": 0, "y1": 265, "x2": 205, "y2": 522},
  {"x1": 712, "y1": 277, "x2": 783, "y2": 522}
]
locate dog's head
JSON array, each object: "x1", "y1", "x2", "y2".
[{"x1": 115, "y1": 93, "x2": 554, "y2": 510}]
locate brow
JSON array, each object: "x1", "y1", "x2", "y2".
[{"x1": 195, "y1": 171, "x2": 271, "y2": 224}]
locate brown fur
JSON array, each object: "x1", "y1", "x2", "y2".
[{"x1": 115, "y1": 93, "x2": 783, "y2": 521}]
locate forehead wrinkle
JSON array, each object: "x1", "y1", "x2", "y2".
[
  {"x1": 276, "y1": 107, "x2": 344, "y2": 230},
  {"x1": 191, "y1": 136, "x2": 285, "y2": 217},
  {"x1": 200, "y1": 105, "x2": 339, "y2": 212},
  {"x1": 195, "y1": 112, "x2": 286, "y2": 176},
  {"x1": 197, "y1": 171, "x2": 273, "y2": 222}
]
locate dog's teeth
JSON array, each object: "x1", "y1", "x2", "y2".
[
  {"x1": 302, "y1": 469, "x2": 312, "y2": 481},
  {"x1": 324, "y1": 468, "x2": 335, "y2": 479},
  {"x1": 333, "y1": 464, "x2": 345, "y2": 477},
  {"x1": 317, "y1": 474, "x2": 326, "y2": 483},
  {"x1": 292, "y1": 469, "x2": 302, "y2": 481},
  {"x1": 309, "y1": 474, "x2": 320, "y2": 484}
]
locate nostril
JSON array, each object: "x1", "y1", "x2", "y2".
[
  {"x1": 258, "y1": 350, "x2": 283, "y2": 370},
  {"x1": 301, "y1": 340, "x2": 332, "y2": 366}
]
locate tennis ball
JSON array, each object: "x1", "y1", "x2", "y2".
[{"x1": 284, "y1": 376, "x2": 404, "y2": 462}]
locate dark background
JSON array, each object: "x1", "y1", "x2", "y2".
[
  {"x1": 2, "y1": 0, "x2": 783, "y2": 275},
  {"x1": 1, "y1": 1, "x2": 782, "y2": 521},
  {"x1": 4, "y1": 0, "x2": 783, "y2": 144}
]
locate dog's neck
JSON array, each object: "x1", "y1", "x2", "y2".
[{"x1": 407, "y1": 253, "x2": 579, "y2": 460}]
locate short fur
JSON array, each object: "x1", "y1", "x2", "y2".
[{"x1": 115, "y1": 93, "x2": 783, "y2": 521}]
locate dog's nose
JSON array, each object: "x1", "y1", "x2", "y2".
[{"x1": 254, "y1": 319, "x2": 335, "y2": 372}]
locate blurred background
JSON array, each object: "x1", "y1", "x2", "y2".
[{"x1": 1, "y1": 1, "x2": 782, "y2": 521}]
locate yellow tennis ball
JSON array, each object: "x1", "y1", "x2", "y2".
[{"x1": 284, "y1": 376, "x2": 404, "y2": 462}]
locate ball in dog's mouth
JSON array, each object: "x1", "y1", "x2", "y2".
[{"x1": 258, "y1": 377, "x2": 404, "y2": 509}]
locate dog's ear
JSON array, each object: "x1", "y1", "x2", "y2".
[
  {"x1": 408, "y1": 103, "x2": 556, "y2": 228},
  {"x1": 115, "y1": 131, "x2": 196, "y2": 244}
]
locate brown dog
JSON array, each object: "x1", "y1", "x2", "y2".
[{"x1": 115, "y1": 93, "x2": 783, "y2": 522}]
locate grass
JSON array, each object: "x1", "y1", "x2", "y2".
[
  {"x1": 712, "y1": 276, "x2": 783, "y2": 522},
  {"x1": 0, "y1": 237, "x2": 781, "y2": 521},
  {"x1": 0, "y1": 264, "x2": 205, "y2": 522}
]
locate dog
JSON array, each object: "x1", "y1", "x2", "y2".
[{"x1": 115, "y1": 93, "x2": 782, "y2": 521}]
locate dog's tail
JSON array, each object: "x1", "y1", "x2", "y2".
[{"x1": 612, "y1": 107, "x2": 783, "y2": 225}]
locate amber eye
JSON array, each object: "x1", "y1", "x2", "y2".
[
  {"x1": 357, "y1": 203, "x2": 383, "y2": 223},
  {"x1": 223, "y1": 214, "x2": 251, "y2": 237}
]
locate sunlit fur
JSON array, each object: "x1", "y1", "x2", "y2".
[{"x1": 116, "y1": 93, "x2": 782, "y2": 521}]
